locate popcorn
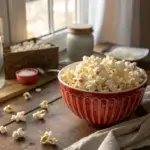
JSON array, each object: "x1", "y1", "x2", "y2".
[
  {"x1": 35, "y1": 88, "x2": 42, "y2": 92},
  {"x1": 23, "y1": 92, "x2": 32, "y2": 100},
  {"x1": 0, "y1": 126, "x2": 7, "y2": 134},
  {"x1": 3, "y1": 105, "x2": 14, "y2": 113},
  {"x1": 33, "y1": 110, "x2": 46, "y2": 120},
  {"x1": 40, "y1": 100, "x2": 48, "y2": 109},
  {"x1": 40, "y1": 131, "x2": 57, "y2": 145},
  {"x1": 11, "y1": 111, "x2": 26, "y2": 122},
  {"x1": 10, "y1": 40, "x2": 52, "y2": 53},
  {"x1": 61, "y1": 55, "x2": 147, "y2": 92},
  {"x1": 12, "y1": 128, "x2": 25, "y2": 140}
]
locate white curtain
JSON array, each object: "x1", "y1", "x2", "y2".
[{"x1": 89, "y1": 0, "x2": 140, "y2": 46}]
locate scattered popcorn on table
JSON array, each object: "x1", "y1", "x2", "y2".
[
  {"x1": 0, "y1": 126, "x2": 7, "y2": 134},
  {"x1": 23, "y1": 92, "x2": 32, "y2": 100},
  {"x1": 40, "y1": 100, "x2": 48, "y2": 109},
  {"x1": 11, "y1": 111, "x2": 26, "y2": 122},
  {"x1": 40, "y1": 131, "x2": 57, "y2": 145},
  {"x1": 33, "y1": 110, "x2": 46, "y2": 120},
  {"x1": 10, "y1": 40, "x2": 52, "y2": 53},
  {"x1": 12, "y1": 128, "x2": 25, "y2": 140},
  {"x1": 3, "y1": 105, "x2": 14, "y2": 113},
  {"x1": 61, "y1": 55, "x2": 147, "y2": 92},
  {"x1": 35, "y1": 88, "x2": 42, "y2": 93}
]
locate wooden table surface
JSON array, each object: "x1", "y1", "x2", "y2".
[
  {"x1": 0, "y1": 78, "x2": 99, "y2": 150},
  {"x1": 1, "y1": 49, "x2": 150, "y2": 149},
  {"x1": 0, "y1": 72, "x2": 149, "y2": 150}
]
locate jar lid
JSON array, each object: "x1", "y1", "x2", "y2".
[{"x1": 68, "y1": 24, "x2": 93, "y2": 34}]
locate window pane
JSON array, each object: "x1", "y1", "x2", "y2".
[
  {"x1": 53, "y1": 0, "x2": 66, "y2": 31},
  {"x1": 68, "y1": 0, "x2": 76, "y2": 24},
  {"x1": 26, "y1": 0, "x2": 49, "y2": 38}
]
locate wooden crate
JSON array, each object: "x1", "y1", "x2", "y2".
[{"x1": 4, "y1": 38, "x2": 59, "y2": 79}]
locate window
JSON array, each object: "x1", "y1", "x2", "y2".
[
  {"x1": 26, "y1": 0, "x2": 50, "y2": 38},
  {"x1": 0, "y1": 0, "x2": 89, "y2": 46},
  {"x1": 26, "y1": 0, "x2": 79, "y2": 38}
]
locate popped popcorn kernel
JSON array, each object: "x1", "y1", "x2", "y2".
[
  {"x1": 35, "y1": 88, "x2": 42, "y2": 92},
  {"x1": 3, "y1": 105, "x2": 14, "y2": 113},
  {"x1": 40, "y1": 131, "x2": 57, "y2": 145},
  {"x1": 23, "y1": 92, "x2": 32, "y2": 100},
  {"x1": 33, "y1": 110, "x2": 46, "y2": 120},
  {"x1": 11, "y1": 111, "x2": 26, "y2": 122},
  {"x1": 40, "y1": 100, "x2": 48, "y2": 109},
  {"x1": 0, "y1": 126, "x2": 7, "y2": 134},
  {"x1": 12, "y1": 128, "x2": 25, "y2": 140}
]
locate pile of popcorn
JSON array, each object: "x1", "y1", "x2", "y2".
[
  {"x1": 61, "y1": 55, "x2": 147, "y2": 92},
  {"x1": 10, "y1": 40, "x2": 52, "y2": 52}
]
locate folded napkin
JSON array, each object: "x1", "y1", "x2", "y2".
[{"x1": 64, "y1": 87, "x2": 150, "y2": 150}]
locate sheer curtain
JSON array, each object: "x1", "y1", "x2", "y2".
[{"x1": 89, "y1": 0, "x2": 140, "y2": 46}]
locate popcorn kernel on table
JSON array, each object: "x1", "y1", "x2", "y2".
[
  {"x1": 0, "y1": 126, "x2": 7, "y2": 134},
  {"x1": 23, "y1": 92, "x2": 32, "y2": 100},
  {"x1": 33, "y1": 110, "x2": 46, "y2": 120},
  {"x1": 40, "y1": 100, "x2": 48, "y2": 109},
  {"x1": 3, "y1": 105, "x2": 14, "y2": 113},
  {"x1": 11, "y1": 111, "x2": 26, "y2": 122},
  {"x1": 35, "y1": 88, "x2": 42, "y2": 92},
  {"x1": 12, "y1": 128, "x2": 25, "y2": 140},
  {"x1": 40, "y1": 131, "x2": 57, "y2": 145}
]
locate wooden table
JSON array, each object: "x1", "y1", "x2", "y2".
[
  {"x1": 0, "y1": 77, "x2": 99, "y2": 150},
  {"x1": 1, "y1": 48, "x2": 150, "y2": 149}
]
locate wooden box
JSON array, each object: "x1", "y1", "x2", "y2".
[{"x1": 4, "y1": 38, "x2": 59, "y2": 79}]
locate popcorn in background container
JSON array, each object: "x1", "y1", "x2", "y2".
[{"x1": 10, "y1": 40, "x2": 52, "y2": 53}]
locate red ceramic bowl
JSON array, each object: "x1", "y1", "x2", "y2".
[
  {"x1": 16, "y1": 68, "x2": 38, "y2": 85},
  {"x1": 58, "y1": 62, "x2": 148, "y2": 126}
]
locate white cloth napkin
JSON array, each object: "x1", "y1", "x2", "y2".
[{"x1": 64, "y1": 87, "x2": 150, "y2": 150}]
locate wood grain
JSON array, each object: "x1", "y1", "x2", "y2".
[
  {"x1": 0, "y1": 74, "x2": 57, "y2": 103},
  {"x1": 0, "y1": 80, "x2": 60, "y2": 126},
  {"x1": 0, "y1": 98, "x2": 96, "y2": 150}
]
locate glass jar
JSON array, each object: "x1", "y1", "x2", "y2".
[
  {"x1": 67, "y1": 24, "x2": 93, "y2": 62},
  {"x1": 0, "y1": 36, "x2": 5, "y2": 88},
  {"x1": 0, "y1": 18, "x2": 5, "y2": 88}
]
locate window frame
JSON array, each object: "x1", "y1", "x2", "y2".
[
  {"x1": 0, "y1": 0, "x2": 89, "y2": 47},
  {"x1": 0, "y1": 0, "x2": 10, "y2": 46}
]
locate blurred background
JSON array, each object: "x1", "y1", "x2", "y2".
[{"x1": 26, "y1": 0, "x2": 76, "y2": 38}]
